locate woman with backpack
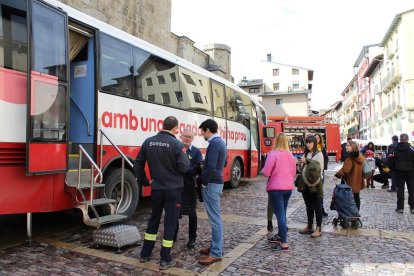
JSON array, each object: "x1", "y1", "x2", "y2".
[
  {"x1": 334, "y1": 140, "x2": 365, "y2": 210},
  {"x1": 298, "y1": 135, "x2": 324, "y2": 238},
  {"x1": 261, "y1": 133, "x2": 296, "y2": 252}
]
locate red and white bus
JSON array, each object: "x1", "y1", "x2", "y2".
[{"x1": 0, "y1": 0, "x2": 266, "y2": 232}]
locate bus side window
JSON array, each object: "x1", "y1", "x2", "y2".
[
  {"x1": 263, "y1": 127, "x2": 275, "y2": 138},
  {"x1": 100, "y1": 33, "x2": 133, "y2": 96}
]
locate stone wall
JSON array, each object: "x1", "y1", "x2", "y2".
[{"x1": 59, "y1": 0, "x2": 232, "y2": 81}]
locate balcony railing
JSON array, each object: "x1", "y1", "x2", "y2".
[
  {"x1": 380, "y1": 66, "x2": 401, "y2": 92},
  {"x1": 382, "y1": 102, "x2": 402, "y2": 118}
]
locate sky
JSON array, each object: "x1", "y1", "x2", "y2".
[{"x1": 171, "y1": 0, "x2": 414, "y2": 111}]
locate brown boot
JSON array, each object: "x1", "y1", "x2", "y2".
[
  {"x1": 311, "y1": 226, "x2": 322, "y2": 238},
  {"x1": 299, "y1": 225, "x2": 314, "y2": 234}
]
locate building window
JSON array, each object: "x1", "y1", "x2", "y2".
[
  {"x1": 199, "y1": 79, "x2": 203, "y2": 86},
  {"x1": 183, "y1": 73, "x2": 195, "y2": 85},
  {"x1": 276, "y1": 99, "x2": 283, "y2": 105},
  {"x1": 292, "y1": 68, "x2": 299, "y2": 75},
  {"x1": 249, "y1": 87, "x2": 259, "y2": 93},
  {"x1": 273, "y1": 68, "x2": 279, "y2": 76},
  {"x1": 157, "y1": 75, "x2": 166, "y2": 84},
  {"x1": 273, "y1": 83, "x2": 280, "y2": 91},
  {"x1": 292, "y1": 82, "x2": 299, "y2": 89},
  {"x1": 146, "y1": 77, "x2": 153, "y2": 86},
  {"x1": 161, "y1": 92, "x2": 170, "y2": 104},
  {"x1": 193, "y1": 92, "x2": 203, "y2": 103},
  {"x1": 175, "y1": 91, "x2": 183, "y2": 102},
  {"x1": 148, "y1": 94, "x2": 155, "y2": 102},
  {"x1": 170, "y1": 72, "x2": 177, "y2": 82}
]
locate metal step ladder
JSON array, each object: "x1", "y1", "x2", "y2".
[{"x1": 65, "y1": 145, "x2": 127, "y2": 228}]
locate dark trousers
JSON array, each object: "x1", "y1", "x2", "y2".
[
  {"x1": 141, "y1": 188, "x2": 181, "y2": 262},
  {"x1": 391, "y1": 173, "x2": 397, "y2": 191},
  {"x1": 302, "y1": 190, "x2": 322, "y2": 227},
  {"x1": 373, "y1": 173, "x2": 390, "y2": 185},
  {"x1": 396, "y1": 173, "x2": 414, "y2": 209},
  {"x1": 174, "y1": 212, "x2": 197, "y2": 242},
  {"x1": 353, "y1": 192, "x2": 360, "y2": 211}
]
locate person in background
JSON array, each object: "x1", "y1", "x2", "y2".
[
  {"x1": 298, "y1": 135, "x2": 324, "y2": 238},
  {"x1": 334, "y1": 141, "x2": 365, "y2": 211},
  {"x1": 197, "y1": 119, "x2": 227, "y2": 266},
  {"x1": 365, "y1": 150, "x2": 376, "y2": 188},
  {"x1": 388, "y1": 133, "x2": 414, "y2": 213},
  {"x1": 173, "y1": 129, "x2": 202, "y2": 249},
  {"x1": 262, "y1": 133, "x2": 296, "y2": 252},
  {"x1": 387, "y1": 135, "x2": 399, "y2": 192},
  {"x1": 314, "y1": 134, "x2": 329, "y2": 217},
  {"x1": 373, "y1": 152, "x2": 391, "y2": 188},
  {"x1": 341, "y1": 137, "x2": 352, "y2": 163},
  {"x1": 134, "y1": 116, "x2": 190, "y2": 270}
]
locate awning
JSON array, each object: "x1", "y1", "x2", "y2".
[{"x1": 363, "y1": 55, "x2": 384, "y2": 78}]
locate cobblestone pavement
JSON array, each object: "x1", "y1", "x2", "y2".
[{"x1": 1, "y1": 163, "x2": 414, "y2": 275}]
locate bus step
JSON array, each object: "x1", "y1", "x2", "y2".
[
  {"x1": 93, "y1": 224, "x2": 140, "y2": 249},
  {"x1": 66, "y1": 182, "x2": 105, "y2": 189},
  {"x1": 86, "y1": 215, "x2": 127, "y2": 228},
  {"x1": 84, "y1": 198, "x2": 116, "y2": 207}
]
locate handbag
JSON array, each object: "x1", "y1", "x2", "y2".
[{"x1": 362, "y1": 160, "x2": 372, "y2": 179}]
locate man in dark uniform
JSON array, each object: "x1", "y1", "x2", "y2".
[
  {"x1": 173, "y1": 128, "x2": 202, "y2": 249},
  {"x1": 133, "y1": 116, "x2": 190, "y2": 270},
  {"x1": 389, "y1": 133, "x2": 414, "y2": 213}
]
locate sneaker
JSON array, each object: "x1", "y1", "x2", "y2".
[
  {"x1": 271, "y1": 243, "x2": 289, "y2": 252},
  {"x1": 381, "y1": 183, "x2": 389, "y2": 189},
  {"x1": 395, "y1": 208, "x2": 404, "y2": 213},
  {"x1": 388, "y1": 189, "x2": 397, "y2": 193},
  {"x1": 140, "y1": 254, "x2": 152, "y2": 263},
  {"x1": 159, "y1": 259, "x2": 176, "y2": 270},
  {"x1": 267, "y1": 234, "x2": 281, "y2": 243}
]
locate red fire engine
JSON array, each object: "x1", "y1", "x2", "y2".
[{"x1": 261, "y1": 116, "x2": 341, "y2": 162}]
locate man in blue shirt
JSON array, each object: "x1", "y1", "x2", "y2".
[{"x1": 197, "y1": 119, "x2": 227, "y2": 265}]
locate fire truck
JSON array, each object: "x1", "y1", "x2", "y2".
[{"x1": 261, "y1": 116, "x2": 342, "y2": 162}]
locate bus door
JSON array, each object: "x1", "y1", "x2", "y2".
[
  {"x1": 26, "y1": 0, "x2": 69, "y2": 175},
  {"x1": 68, "y1": 24, "x2": 95, "y2": 151},
  {"x1": 249, "y1": 103, "x2": 260, "y2": 177}
]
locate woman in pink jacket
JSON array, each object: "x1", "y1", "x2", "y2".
[{"x1": 262, "y1": 133, "x2": 296, "y2": 252}]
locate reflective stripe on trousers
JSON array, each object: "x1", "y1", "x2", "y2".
[{"x1": 144, "y1": 232, "x2": 157, "y2": 241}]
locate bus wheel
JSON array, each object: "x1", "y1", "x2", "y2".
[
  {"x1": 230, "y1": 159, "x2": 242, "y2": 188},
  {"x1": 104, "y1": 168, "x2": 139, "y2": 219}
]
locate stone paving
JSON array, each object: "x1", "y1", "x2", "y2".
[{"x1": 1, "y1": 163, "x2": 414, "y2": 275}]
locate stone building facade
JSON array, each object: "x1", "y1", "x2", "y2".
[{"x1": 59, "y1": 0, "x2": 232, "y2": 81}]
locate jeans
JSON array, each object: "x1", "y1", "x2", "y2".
[
  {"x1": 391, "y1": 173, "x2": 397, "y2": 191},
  {"x1": 201, "y1": 183, "x2": 224, "y2": 258},
  {"x1": 268, "y1": 190, "x2": 292, "y2": 243}
]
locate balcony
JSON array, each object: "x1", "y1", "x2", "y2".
[
  {"x1": 348, "y1": 125, "x2": 359, "y2": 135},
  {"x1": 380, "y1": 66, "x2": 401, "y2": 92},
  {"x1": 382, "y1": 102, "x2": 402, "y2": 119}
]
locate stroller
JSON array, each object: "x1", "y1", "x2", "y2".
[{"x1": 330, "y1": 182, "x2": 362, "y2": 229}]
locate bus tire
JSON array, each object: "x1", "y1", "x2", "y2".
[
  {"x1": 104, "y1": 168, "x2": 139, "y2": 219},
  {"x1": 230, "y1": 159, "x2": 242, "y2": 188}
]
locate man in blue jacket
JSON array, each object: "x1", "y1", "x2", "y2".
[
  {"x1": 197, "y1": 119, "x2": 227, "y2": 265},
  {"x1": 133, "y1": 116, "x2": 190, "y2": 270}
]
